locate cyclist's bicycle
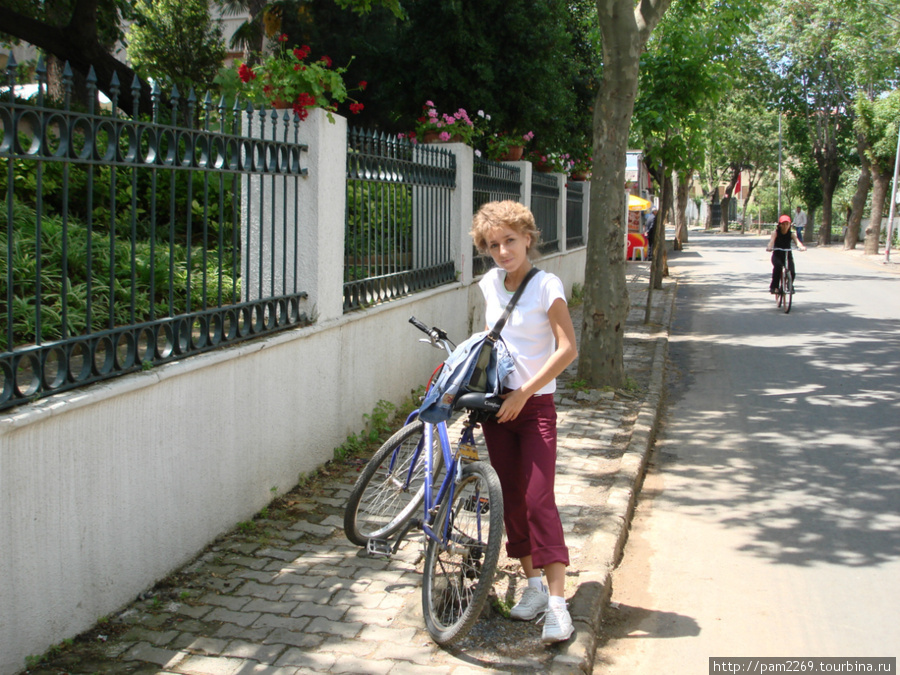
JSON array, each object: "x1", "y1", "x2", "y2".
[
  {"x1": 771, "y1": 247, "x2": 797, "y2": 313},
  {"x1": 343, "y1": 316, "x2": 504, "y2": 645}
]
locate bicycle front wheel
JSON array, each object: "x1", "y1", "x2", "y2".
[
  {"x1": 783, "y1": 268, "x2": 793, "y2": 314},
  {"x1": 343, "y1": 420, "x2": 441, "y2": 547},
  {"x1": 422, "y1": 461, "x2": 503, "y2": 646}
]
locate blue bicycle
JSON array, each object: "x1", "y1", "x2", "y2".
[{"x1": 343, "y1": 317, "x2": 504, "y2": 645}]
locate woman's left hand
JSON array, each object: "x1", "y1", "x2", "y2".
[{"x1": 497, "y1": 388, "x2": 529, "y2": 423}]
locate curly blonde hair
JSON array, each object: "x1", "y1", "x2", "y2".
[{"x1": 470, "y1": 200, "x2": 542, "y2": 260}]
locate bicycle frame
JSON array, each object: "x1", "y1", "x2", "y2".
[{"x1": 396, "y1": 409, "x2": 480, "y2": 547}]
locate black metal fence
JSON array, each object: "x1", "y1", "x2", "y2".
[
  {"x1": 472, "y1": 155, "x2": 522, "y2": 275},
  {"x1": 2, "y1": 56, "x2": 588, "y2": 412},
  {"x1": 566, "y1": 180, "x2": 585, "y2": 248},
  {"x1": 1, "y1": 58, "x2": 311, "y2": 411},
  {"x1": 344, "y1": 128, "x2": 456, "y2": 312},
  {"x1": 531, "y1": 171, "x2": 560, "y2": 253}
]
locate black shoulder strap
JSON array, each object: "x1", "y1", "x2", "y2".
[{"x1": 487, "y1": 267, "x2": 540, "y2": 342}]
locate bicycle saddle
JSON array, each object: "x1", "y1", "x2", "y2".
[{"x1": 454, "y1": 392, "x2": 502, "y2": 414}]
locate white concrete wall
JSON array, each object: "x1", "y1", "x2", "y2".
[{"x1": 0, "y1": 111, "x2": 588, "y2": 674}]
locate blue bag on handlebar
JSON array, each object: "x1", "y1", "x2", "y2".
[
  {"x1": 418, "y1": 331, "x2": 514, "y2": 424},
  {"x1": 417, "y1": 267, "x2": 539, "y2": 424}
]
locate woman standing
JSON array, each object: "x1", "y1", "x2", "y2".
[{"x1": 470, "y1": 201, "x2": 578, "y2": 643}]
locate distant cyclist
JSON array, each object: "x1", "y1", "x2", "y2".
[{"x1": 767, "y1": 214, "x2": 807, "y2": 294}]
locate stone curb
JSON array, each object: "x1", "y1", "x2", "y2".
[{"x1": 556, "y1": 278, "x2": 677, "y2": 673}]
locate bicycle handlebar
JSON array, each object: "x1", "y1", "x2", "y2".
[{"x1": 409, "y1": 316, "x2": 455, "y2": 352}]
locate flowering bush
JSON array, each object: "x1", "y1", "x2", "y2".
[
  {"x1": 414, "y1": 101, "x2": 480, "y2": 144},
  {"x1": 569, "y1": 148, "x2": 592, "y2": 175},
  {"x1": 484, "y1": 130, "x2": 535, "y2": 161},
  {"x1": 236, "y1": 34, "x2": 366, "y2": 121},
  {"x1": 528, "y1": 149, "x2": 575, "y2": 173}
]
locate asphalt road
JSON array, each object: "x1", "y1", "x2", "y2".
[{"x1": 594, "y1": 231, "x2": 900, "y2": 673}]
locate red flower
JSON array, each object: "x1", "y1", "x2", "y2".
[
  {"x1": 296, "y1": 92, "x2": 316, "y2": 108},
  {"x1": 294, "y1": 45, "x2": 310, "y2": 60},
  {"x1": 278, "y1": 33, "x2": 289, "y2": 42},
  {"x1": 320, "y1": 55, "x2": 332, "y2": 68},
  {"x1": 349, "y1": 102, "x2": 364, "y2": 114},
  {"x1": 358, "y1": 80, "x2": 367, "y2": 90},
  {"x1": 238, "y1": 63, "x2": 256, "y2": 83}
]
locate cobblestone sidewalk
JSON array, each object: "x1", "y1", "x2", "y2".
[{"x1": 25, "y1": 268, "x2": 675, "y2": 675}]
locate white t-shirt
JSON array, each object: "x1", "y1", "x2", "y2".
[
  {"x1": 794, "y1": 210, "x2": 807, "y2": 228},
  {"x1": 478, "y1": 267, "x2": 567, "y2": 395}
]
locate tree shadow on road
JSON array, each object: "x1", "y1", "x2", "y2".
[{"x1": 662, "y1": 241, "x2": 900, "y2": 570}]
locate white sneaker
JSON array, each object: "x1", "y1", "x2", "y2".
[
  {"x1": 509, "y1": 585, "x2": 549, "y2": 620},
  {"x1": 540, "y1": 602, "x2": 574, "y2": 643}
]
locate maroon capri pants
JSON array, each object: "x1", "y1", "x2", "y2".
[{"x1": 481, "y1": 393, "x2": 570, "y2": 568}]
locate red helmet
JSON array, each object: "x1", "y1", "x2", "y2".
[{"x1": 778, "y1": 215, "x2": 791, "y2": 224}]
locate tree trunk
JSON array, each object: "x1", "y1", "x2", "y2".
[
  {"x1": 651, "y1": 173, "x2": 672, "y2": 290},
  {"x1": 815, "y1": 149, "x2": 840, "y2": 246},
  {"x1": 845, "y1": 135, "x2": 872, "y2": 250},
  {"x1": 673, "y1": 169, "x2": 689, "y2": 249},
  {"x1": 705, "y1": 190, "x2": 717, "y2": 230},
  {"x1": 864, "y1": 167, "x2": 890, "y2": 255},
  {"x1": 579, "y1": 0, "x2": 670, "y2": 388},
  {"x1": 720, "y1": 195, "x2": 730, "y2": 232}
]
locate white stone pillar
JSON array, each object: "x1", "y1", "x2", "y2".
[
  {"x1": 444, "y1": 143, "x2": 474, "y2": 285},
  {"x1": 242, "y1": 107, "x2": 346, "y2": 323},
  {"x1": 555, "y1": 173, "x2": 567, "y2": 253}
]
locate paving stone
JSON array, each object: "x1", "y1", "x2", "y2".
[
  {"x1": 252, "y1": 614, "x2": 311, "y2": 631},
  {"x1": 206, "y1": 607, "x2": 263, "y2": 627},
  {"x1": 200, "y1": 593, "x2": 253, "y2": 611},
  {"x1": 330, "y1": 655, "x2": 393, "y2": 675},
  {"x1": 289, "y1": 603, "x2": 346, "y2": 621},
  {"x1": 234, "y1": 581, "x2": 288, "y2": 601},
  {"x1": 222, "y1": 639, "x2": 286, "y2": 664},
  {"x1": 274, "y1": 648, "x2": 336, "y2": 671},
  {"x1": 120, "y1": 628, "x2": 180, "y2": 646},
  {"x1": 177, "y1": 654, "x2": 249, "y2": 675},
  {"x1": 263, "y1": 628, "x2": 325, "y2": 649},
  {"x1": 121, "y1": 642, "x2": 184, "y2": 667},
  {"x1": 304, "y1": 617, "x2": 364, "y2": 638},
  {"x1": 212, "y1": 623, "x2": 273, "y2": 643},
  {"x1": 243, "y1": 598, "x2": 300, "y2": 615}
]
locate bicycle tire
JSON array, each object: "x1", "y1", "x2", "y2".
[
  {"x1": 776, "y1": 266, "x2": 785, "y2": 308},
  {"x1": 783, "y1": 267, "x2": 793, "y2": 314},
  {"x1": 343, "y1": 420, "x2": 442, "y2": 547},
  {"x1": 422, "y1": 461, "x2": 503, "y2": 646}
]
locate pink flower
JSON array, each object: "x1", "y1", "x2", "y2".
[{"x1": 439, "y1": 131, "x2": 451, "y2": 141}]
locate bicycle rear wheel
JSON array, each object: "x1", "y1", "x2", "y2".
[
  {"x1": 422, "y1": 461, "x2": 503, "y2": 646},
  {"x1": 343, "y1": 420, "x2": 442, "y2": 547},
  {"x1": 783, "y1": 267, "x2": 793, "y2": 313}
]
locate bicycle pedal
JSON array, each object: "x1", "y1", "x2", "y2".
[
  {"x1": 366, "y1": 538, "x2": 393, "y2": 558},
  {"x1": 462, "y1": 495, "x2": 490, "y2": 513}
]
